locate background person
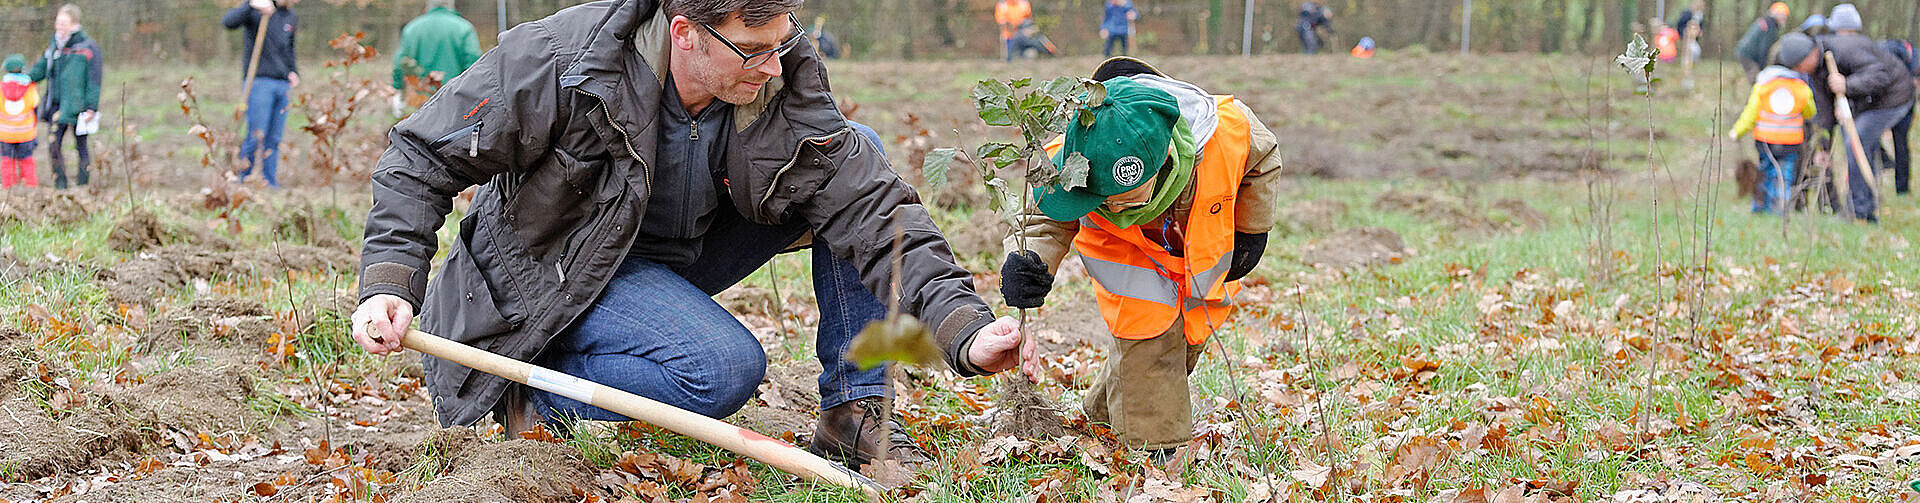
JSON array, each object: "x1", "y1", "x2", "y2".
[
  {"x1": 28, "y1": 3, "x2": 102, "y2": 190},
  {"x1": 1735, "y1": 3, "x2": 1792, "y2": 80},
  {"x1": 1100, "y1": 0, "x2": 1138, "y2": 57},
  {"x1": 995, "y1": 0, "x2": 1032, "y2": 62},
  {"x1": 1808, "y1": 3, "x2": 1913, "y2": 222},
  {"x1": 1, "y1": 55, "x2": 39, "y2": 189},
  {"x1": 1728, "y1": 33, "x2": 1818, "y2": 215},
  {"x1": 222, "y1": 0, "x2": 301, "y2": 189},
  {"x1": 391, "y1": 0, "x2": 482, "y2": 113}
]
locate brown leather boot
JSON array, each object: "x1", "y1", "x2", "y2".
[{"x1": 808, "y1": 397, "x2": 930, "y2": 470}]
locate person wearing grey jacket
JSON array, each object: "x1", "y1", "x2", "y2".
[
  {"x1": 1809, "y1": 4, "x2": 1914, "y2": 222},
  {"x1": 348, "y1": 0, "x2": 1024, "y2": 469}
]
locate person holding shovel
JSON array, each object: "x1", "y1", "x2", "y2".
[
  {"x1": 349, "y1": 0, "x2": 1025, "y2": 471},
  {"x1": 1809, "y1": 4, "x2": 1913, "y2": 222},
  {"x1": 999, "y1": 56, "x2": 1283, "y2": 458},
  {"x1": 222, "y1": 0, "x2": 300, "y2": 188}
]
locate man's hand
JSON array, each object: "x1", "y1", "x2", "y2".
[
  {"x1": 1000, "y1": 251, "x2": 1053, "y2": 309},
  {"x1": 967, "y1": 316, "x2": 1041, "y2": 380},
  {"x1": 351, "y1": 294, "x2": 413, "y2": 355},
  {"x1": 78, "y1": 111, "x2": 95, "y2": 124},
  {"x1": 249, "y1": 0, "x2": 275, "y2": 15},
  {"x1": 1828, "y1": 72, "x2": 1847, "y2": 96},
  {"x1": 288, "y1": 72, "x2": 300, "y2": 88}
]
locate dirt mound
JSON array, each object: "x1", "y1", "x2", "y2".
[
  {"x1": 107, "y1": 207, "x2": 171, "y2": 252},
  {"x1": 271, "y1": 202, "x2": 352, "y2": 250},
  {"x1": 1279, "y1": 199, "x2": 1349, "y2": 235},
  {"x1": 989, "y1": 377, "x2": 1066, "y2": 439},
  {"x1": 0, "y1": 353, "x2": 152, "y2": 482},
  {"x1": 0, "y1": 189, "x2": 95, "y2": 226},
  {"x1": 191, "y1": 296, "x2": 270, "y2": 318},
  {"x1": 102, "y1": 244, "x2": 355, "y2": 305},
  {"x1": 396, "y1": 428, "x2": 599, "y2": 503},
  {"x1": 110, "y1": 363, "x2": 259, "y2": 433},
  {"x1": 1372, "y1": 190, "x2": 1499, "y2": 234},
  {"x1": 731, "y1": 360, "x2": 821, "y2": 439},
  {"x1": 1492, "y1": 198, "x2": 1549, "y2": 230},
  {"x1": 1300, "y1": 227, "x2": 1408, "y2": 268}
]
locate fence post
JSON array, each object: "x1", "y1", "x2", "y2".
[
  {"x1": 1461, "y1": 0, "x2": 1471, "y2": 54},
  {"x1": 1241, "y1": 0, "x2": 1253, "y2": 56}
]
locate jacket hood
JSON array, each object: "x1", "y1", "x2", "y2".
[
  {"x1": 1, "y1": 77, "x2": 28, "y2": 101},
  {"x1": 1129, "y1": 74, "x2": 1220, "y2": 146},
  {"x1": 1757, "y1": 65, "x2": 1804, "y2": 83}
]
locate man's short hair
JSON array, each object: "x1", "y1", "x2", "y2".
[
  {"x1": 427, "y1": 0, "x2": 454, "y2": 11},
  {"x1": 57, "y1": 3, "x2": 80, "y2": 23},
  {"x1": 665, "y1": 0, "x2": 802, "y2": 28}
]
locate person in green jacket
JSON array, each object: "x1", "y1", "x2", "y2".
[
  {"x1": 29, "y1": 4, "x2": 104, "y2": 189},
  {"x1": 391, "y1": 0, "x2": 482, "y2": 114}
]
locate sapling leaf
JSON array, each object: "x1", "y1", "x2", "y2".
[
  {"x1": 1078, "y1": 108, "x2": 1097, "y2": 127},
  {"x1": 1060, "y1": 152, "x2": 1092, "y2": 192},
  {"x1": 1084, "y1": 80, "x2": 1108, "y2": 108},
  {"x1": 846, "y1": 314, "x2": 938, "y2": 370},
  {"x1": 1615, "y1": 34, "x2": 1657, "y2": 79},
  {"x1": 923, "y1": 147, "x2": 958, "y2": 189},
  {"x1": 1041, "y1": 76, "x2": 1078, "y2": 98},
  {"x1": 986, "y1": 177, "x2": 1021, "y2": 219},
  {"x1": 973, "y1": 80, "x2": 1016, "y2": 126},
  {"x1": 1010, "y1": 77, "x2": 1033, "y2": 89},
  {"x1": 977, "y1": 142, "x2": 1022, "y2": 171}
]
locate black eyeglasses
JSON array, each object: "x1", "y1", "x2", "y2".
[{"x1": 700, "y1": 13, "x2": 806, "y2": 70}]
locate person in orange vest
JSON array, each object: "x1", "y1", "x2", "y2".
[
  {"x1": 995, "y1": 0, "x2": 1032, "y2": 62},
  {"x1": 998, "y1": 57, "x2": 1282, "y2": 457},
  {"x1": 1, "y1": 54, "x2": 39, "y2": 189},
  {"x1": 1652, "y1": 18, "x2": 1679, "y2": 63},
  {"x1": 1728, "y1": 33, "x2": 1817, "y2": 215},
  {"x1": 1350, "y1": 36, "x2": 1375, "y2": 58}
]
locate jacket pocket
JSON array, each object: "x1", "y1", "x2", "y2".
[
  {"x1": 505, "y1": 149, "x2": 598, "y2": 264},
  {"x1": 421, "y1": 238, "x2": 516, "y2": 348}
]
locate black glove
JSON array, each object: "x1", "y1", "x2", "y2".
[
  {"x1": 1000, "y1": 250, "x2": 1054, "y2": 309},
  {"x1": 1225, "y1": 232, "x2": 1267, "y2": 282}
]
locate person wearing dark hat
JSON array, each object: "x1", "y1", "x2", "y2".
[
  {"x1": 1735, "y1": 2, "x2": 1792, "y2": 80},
  {"x1": 1809, "y1": 3, "x2": 1914, "y2": 222},
  {"x1": 1729, "y1": 33, "x2": 1818, "y2": 215},
  {"x1": 997, "y1": 56, "x2": 1282, "y2": 457}
]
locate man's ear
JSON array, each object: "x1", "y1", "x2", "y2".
[{"x1": 668, "y1": 15, "x2": 698, "y2": 51}]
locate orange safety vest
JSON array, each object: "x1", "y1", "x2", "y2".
[
  {"x1": 995, "y1": 0, "x2": 1031, "y2": 40},
  {"x1": 1753, "y1": 76, "x2": 1812, "y2": 145},
  {"x1": 1655, "y1": 27, "x2": 1679, "y2": 63},
  {"x1": 1049, "y1": 96, "x2": 1252, "y2": 345},
  {"x1": 0, "y1": 79, "x2": 36, "y2": 145}
]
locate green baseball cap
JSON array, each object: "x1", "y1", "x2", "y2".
[
  {"x1": 2, "y1": 55, "x2": 23, "y2": 73},
  {"x1": 1035, "y1": 76, "x2": 1180, "y2": 221}
]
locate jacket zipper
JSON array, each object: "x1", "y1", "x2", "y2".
[
  {"x1": 758, "y1": 128, "x2": 849, "y2": 210},
  {"x1": 431, "y1": 121, "x2": 482, "y2": 150},
  {"x1": 552, "y1": 89, "x2": 648, "y2": 284}
]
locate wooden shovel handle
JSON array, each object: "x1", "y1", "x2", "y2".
[{"x1": 401, "y1": 329, "x2": 885, "y2": 500}]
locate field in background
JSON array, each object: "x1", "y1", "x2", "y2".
[{"x1": 1, "y1": 52, "x2": 1917, "y2": 502}]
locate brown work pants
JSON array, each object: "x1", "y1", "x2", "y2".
[{"x1": 1082, "y1": 318, "x2": 1205, "y2": 450}]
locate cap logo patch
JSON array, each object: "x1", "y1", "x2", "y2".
[{"x1": 1113, "y1": 156, "x2": 1145, "y2": 186}]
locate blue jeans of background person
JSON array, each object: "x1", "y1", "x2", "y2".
[
  {"x1": 1104, "y1": 34, "x2": 1129, "y2": 56},
  {"x1": 239, "y1": 77, "x2": 289, "y2": 188},
  {"x1": 1836, "y1": 104, "x2": 1911, "y2": 221},
  {"x1": 529, "y1": 123, "x2": 894, "y2": 422},
  {"x1": 1754, "y1": 141, "x2": 1798, "y2": 214},
  {"x1": 1891, "y1": 105, "x2": 1912, "y2": 195},
  {"x1": 1005, "y1": 37, "x2": 1017, "y2": 61}
]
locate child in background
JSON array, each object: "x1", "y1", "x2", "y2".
[
  {"x1": 1, "y1": 54, "x2": 39, "y2": 189},
  {"x1": 1729, "y1": 33, "x2": 1818, "y2": 214}
]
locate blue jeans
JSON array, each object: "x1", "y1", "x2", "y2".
[
  {"x1": 1754, "y1": 141, "x2": 1797, "y2": 214},
  {"x1": 1104, "y1": 34, "x2": 1129, "y2": 57},
  {"x1": 529, "y1": 123, "x2": 893, "y2": 422},
  {"x1": 240, "y1": 77, "x2": 289, "y2": 188}
]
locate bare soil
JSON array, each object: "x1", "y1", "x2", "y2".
[
  {"x1": 1299, "y1": 227, "x2": 1409, "y2": 268},
  {"x1": 101, "y1": 244, "x2": 355, "y2": 305},
  {"x1": 396, "y1": 428, "x2": 600, "y2": 503}
]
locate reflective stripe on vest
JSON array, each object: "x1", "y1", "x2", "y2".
[
  {"x1": 1754, "y1": 77, "x2": 1810, "y2": 145},
  {"x1": 1061, "y1": 95, "x2": 1254, "y2": 345}
]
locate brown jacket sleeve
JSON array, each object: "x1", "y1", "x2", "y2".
[{"x1": 1235, "y1": 102, "x2": 1284, "y2": 234}]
